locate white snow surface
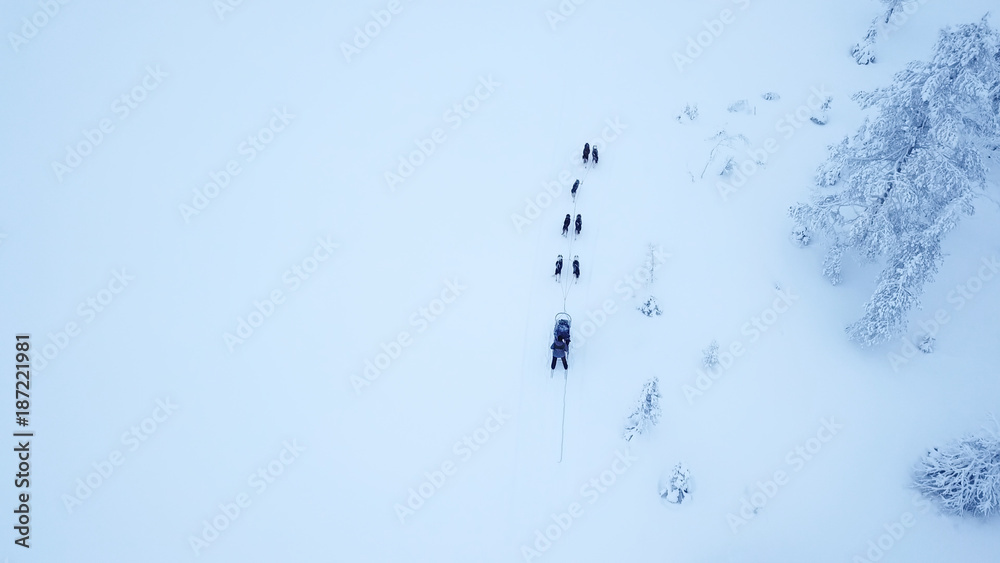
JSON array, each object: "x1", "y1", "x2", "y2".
[{"x1": 2, "y1": 0, "x2": 1000, "y2": 561}]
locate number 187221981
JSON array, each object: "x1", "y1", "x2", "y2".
[{"x1": 15, "y1": 335, "x2": 30, "y2": 425}]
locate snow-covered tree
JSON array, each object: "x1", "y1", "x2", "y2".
[
  {"x1": 918, "y1": 334, "x2": 935, "y2": 353},
  {"x1": 641, "y1": 243, "x2": 659, "y2": 287},
  {"x1": 791, "y1": 18, "x2": 1000, "y2": 346},
  {"x1": 791, "y1": 226, "x2": 811, "y2": 247},
  {"x1": 702, "y1": 340, "x2": 720, "y2": 368},
  {"x1": 878, "y1": 0, "x2": 911, "y2": 22},
  {"x1": 624, "y1": 377, "x2": 661, "y2": 442},
  {"x1": 637, "y1": 296, "x2": 662, "y2": 317},
  {"x1": 851, "y1": 0, "x2": 921, "y2": 65},
  {"x1": 676, "y1": 103, "x2": 699, "y2": 123},
  {"x1": 914, "y1": 417, "x2": 1000, "y2": 518},
  {"x1": 727, "y1": 99, "x2": 753, "y2": 115},
  {"x1": 701, "y1": 130, "x2": 752, "y2": 179},
  {"x1": 660, "y1": 463, "x2": 691, "y2": 504},
  {"x1": 809, "y1": 96, "x2": 832, "y2": 126},
  {"x1": 851, "y1": 23, "x2": 878, "y2": 65}
]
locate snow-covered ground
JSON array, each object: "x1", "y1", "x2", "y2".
[{"x1": 2, "y1": 0, "x2": 999, "y2": 561}]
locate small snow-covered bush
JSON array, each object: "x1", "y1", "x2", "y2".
[
  {"x1": 638, "y1": 296, "x2": 662, "y2": 317},
  {"x1": 918, "y1": 335, "x2": 935, "y2": 354},
  {"x1": 719, "y1": 157, "x2": 736, "y2": 176},
  {"x1": 810, "y1": 97, "x2": 832, "y2": 125},
  {"x1": 914, "y1": 419, "x2": 1000, "y2": 518},
  {"x1": 677, "y1": 103, "x2": 699, "y2": 123},
  {"x1": 701, "y1": 130, "x2": 750, "y2": 179},
  {"x1": 851, "y1": 25, "x2": 878, "y2": 65},
  {"x1": 641, "y1": 243, "x2": 660, "y2": 287},
  {"x1": 660, "y1": 463, "x2": 691, "y2": 504},
  {"x1": 702, "y1": 340, "x2": 719, "y2": 368},
  {"x1": 791, "y1": 226, "x2": 812, "y2": 248},
  {"x1": 727, "y1": 99, "x2": 753, "y2": 114},
  {"x1": 761, "y1": 92, "x2": 781, "y2": 101},
  {"x1": 624, "y1": 377, "x2": 661, "y2": 442}
]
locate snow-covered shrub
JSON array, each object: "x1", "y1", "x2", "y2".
[
  {"x1": 810, "y1": 97, "x2": 832, "y2": 125},
  {"x1": 638, "y1": 297, "x2": 662, "y2": 317},
  {"x1": 790, "y1": 18, "x2": 1000, "y2": 346},
  {"x1": 852, "y1": 1, "x2": 916, "y2": 65},
  {"x1": 641, "y1": 243, "x2": 660, "y2": 287},
  {"x1": 702, "y1": 340, "x2": 719, "y2": 368},
  {"x1": 624, "y1": 377, "x2": 661, "y2": 442},
  {"x1": 719, "y1": 157, "x2": 736, "y2": 176},
  {"x1": 677, "y1": 103, "x2": 699, "y2": 123},
  {"x1": 701, "y1": 130, "x2": 750, "y2": 179},
  {"x1": 918, "y1": 335, "x2": 935, "y2": 354},
  {"x1": 791, "y1": 227, "x2": 812, "y2": 248},
  {"x1": 727, "y1": 99, "x2": 753, "y2": 114},
  {"x1": 879, "y1": 0, "x2": 915, "y2": 28},
  {"x1": 761, "y1": 92, "x2": 780, "y2": 101},
  {"x1": 914, "y1": 419, "x2": 1000, "y2": 518},
  {"x1": 852, "y1": 24, "x2": 878, "y2": 65},
  {"x1": 660, "y1": 463, "x2": 691, "y2": 504}
]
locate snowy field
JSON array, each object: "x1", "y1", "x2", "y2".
[{"x1": 2, "y1": 0, "x2": 1000, "y2": 561}]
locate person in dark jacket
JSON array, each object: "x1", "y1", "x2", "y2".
[
  {"x1": 592, "y1": 145, "x2": 599, "y2": 165},
  {"x1": 574, "y1": 214, "x2": 582, "y2": 237},
  {"x1": 553, "y1": 255, "x2": 563, "y2": 281},
  {"x1": 572, "y1": 256, "x2": 580, "y2": 280},
  {"x1": 572, "y1": 179, "x2": 580, "y2": 200},
  {"x1": 551, "y1": 338, "x2": 569, "y2": 370},
  {"x1": 562, "y1": 214, "x2": 571, "y2": 236},
  {"x1": 582, "y1": 143, "x2": 590, "y2": 163}
]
